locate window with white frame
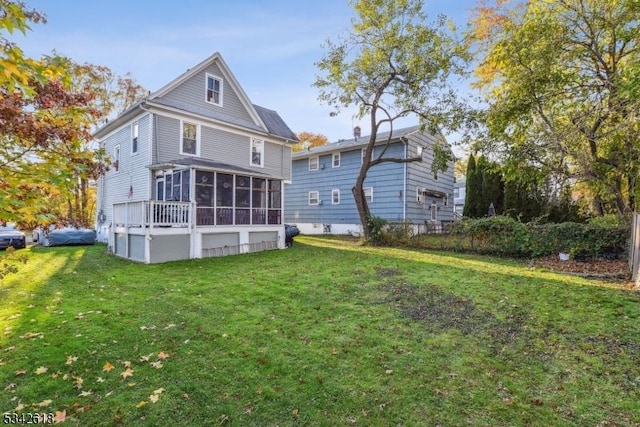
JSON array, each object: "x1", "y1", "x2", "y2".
[
  {"x1": 309, "y1": 156, "x2": 319, "y2": 171},
  {"x1": 431, "y1": 202, "x2": 438, "y2": 221},
  {"x1": 181, "y1": 121, "x2": 198, "y2": 155},
  {"x1": 364, "y1": 187, "x2": 373, "y2": 203},
  {"x1": 308, "y1": 191, "x2": 319, "y2": 205},
  {"x1": 416, "y1": 145, "x2": 424, "y2": 158},
  {"x1": 113, "y1": 145, "x2": 120, "y2": 172},
  {"x1": 416, "y1": 186, "x2": 426, "y2": 203},
  {"x1": 132, "y1": 121, "x2": 139, "y2": 154},
  {"x1": 332, "y1": 152, "x2": 340, "y2": 168},
  {"x1": 251, "y1": 138, "x2": 264, "y2": 167},
  {"x1": 332, "y1": 189, "x2": 340, "y2": 204},
  {"x1": 205, "y1": 73, "x2": 223, "y2": 106}
]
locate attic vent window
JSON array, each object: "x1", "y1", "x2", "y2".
[{"x1": 205, "y1": 73, "x2": 223, "y2": 106}]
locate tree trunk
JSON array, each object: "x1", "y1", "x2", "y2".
[{"x1": 353, "y1": 156, "x2": 372, "y2": 240}]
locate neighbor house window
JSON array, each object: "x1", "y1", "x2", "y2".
[
  {"x1": 309, "y1": 156, "x2": 319, "y2": 171},
  {"x1": 113, "y1": 145, "x2": 120, "y2": 172},
  {"x1": 332, "y1": 189, "x2": 340, "y2": 204},
  {"x1": 364, "y1": 187, "x2": 373, "y2": 203},
  {"x1": 416, "y1": 145, "x2": 424, "y2": 158},
  {"x1": 444, "y1": 195, "x2": 449, "y2": 207},
  {"x1": 332, "y1": 152, "x2": 340, "y2": 168},
  {"x1": 309, "y1": 191, "x2": 319, "y2": 205},
  {"x1": 205, "y1": 73, "x2": 223, "y2": 106},
  {"x1": 132, "y1": 121, "x2": 139, "y2": 154},
  {"x1": 361, "y1": 148, "x2": 374, "y2": 164},
  {"x1": 251, "y1": 138, "x2": 264, "y2": 167},
  {"x1": 431, "y1": 202, "x2": 438, "y2": 221},
  {"x1": 181, "y1": 121, "x2": 198, "y2": 155}
]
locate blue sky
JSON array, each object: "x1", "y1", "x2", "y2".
[{"x1": 16, "y1": 0, "x2": 478, "y2": 144}]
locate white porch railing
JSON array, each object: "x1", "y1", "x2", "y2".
[{"x1": 113, "y1": 201, "x2": 191, "y2": 228}]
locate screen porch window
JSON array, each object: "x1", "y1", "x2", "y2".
[
  {"x1": 268, "y1": 180, "x2": 282, "y2": 224},
  {"x1": 216, "y1": 173, "x2": 234, "y2": 225},
  {"x1": 206, "y1": 74, "x2": 222, "y2": 106},
  {"x1": 252, "y1": 178, "x2": 267, "y2": 224}
]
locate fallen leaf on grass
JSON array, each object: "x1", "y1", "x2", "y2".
[
  {"x1": 292, "y1": 409, "x2": 299, "y2": 418},
  {"x1": 135, "y1": 400, "x2": 147, "y2": 408},
  {"x1": 150, "y1": 361, "x2": 163, "y2": 369},
  {"x1": 20, "y1": 332, "x2": 43, "y2": 339},
  {"x1": 79, "y1": 390, "x2": 93, "y2": 397},
  {"x1": 15, "y1": 369, "x2": 27, "y2": 376},
  {"x1": 157, "y1": 351, "x2": 169, "y2": 360},
  {"x1": 5, "y1": 383, "x2": 17, "y2": 391},
  {"x1": 120, "y1": 368, "x2": 134, "y2": 379},
  {"x1": 122, "y1": 361, "x2": 132, "y2": 368},
  {"x1": 102, "y1": 362, "x2": 114, "y2": 372},
  {"x1": 96, "y1": 377, "x2": 105, "y2": 383},
  {"x1": 14, "y1": 402, "x2": 25, "y2": 411},
  {"x1": 153, "y1": 388, "x2": 165, "y2": 395},
  {"x1": 149, "y1": 394, "x2": 159, "y2": 403},
  {"x1": 139, "y1": 353, "x2": 153, "y2": 362},
  {"x1": 65, "y1": 355, "x2": 78, "y2": 365},
  {"x1": 74, "y1": 377, "x2": 84, "y2": 389},
  {"x1": 38, "y1": 399, "x2": 53, "y2": 407},
  {"x1": 35, "y1": 366, "x2": 49, "y2": 375},
  {"x1": 53, "y1": 410, "x2": 66, "y2": 423}
]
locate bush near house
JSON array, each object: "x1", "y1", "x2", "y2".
[{"x1": 388, "y1": 216, "x2": 629, "y2": 259}]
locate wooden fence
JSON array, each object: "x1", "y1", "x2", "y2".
[{"x1": 630, "y1": 213, "x2": 640, "y2": 286}]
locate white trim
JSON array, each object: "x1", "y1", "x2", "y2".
[
  {"x1": 308, "y1": 191, "x2": 319, "y2": 205},
  {"x1": 332, "y1": 189, "x2": 340, "y2": 205},
  {"x1": 205, "y1": 73, "x2": 223, "y2": 107},
  {"x1": 309, "y1": 156, "x2": 319, "y2": 171},
  {"x1": 332, "y1": 152, "x2": 340, "y2": 168},
  {"x1": 180, "y1": 120, "x2": 200, "y2": 157},
  {"x1": 250, "y1": 137, "x2": 264, "y2": 168}
]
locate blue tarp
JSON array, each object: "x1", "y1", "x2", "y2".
[{"x1": 43, "y1": 229, "x2": 96, "y2": 247}]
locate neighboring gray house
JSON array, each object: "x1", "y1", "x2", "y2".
[
  {"x1": 94, "y1": 52, "x2": 297, "y2": 263},
  {"x1": 285, "y1": 126, "x2": 455, "y2": 235}
]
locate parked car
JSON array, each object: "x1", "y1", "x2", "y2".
[
  {"x1": 0, "y1": 225, "x2": 26, "y2": 250},
  {"x1": 285, "y1": 224, "x2": 300, "y2": 247}
]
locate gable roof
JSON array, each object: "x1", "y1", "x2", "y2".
[
  {"x1": 94, "y1": 52, "x2": 298, "y2": 142},
  {"x1": 292, "y1": 125, "x2": 424, "y2": 159}
]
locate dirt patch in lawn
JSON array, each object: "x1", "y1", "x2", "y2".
[
  {"x1": 380, "y1": 282, "x2": 527, "y2": 346},
  {"x1": 530, "y1": 255, "x2": 633, "y2": 284}
]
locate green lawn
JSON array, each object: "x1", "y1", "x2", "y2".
[{"x1": 1, "y1": 236, "x2": 639, "y2": 426}]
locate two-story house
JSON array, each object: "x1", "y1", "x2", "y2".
[
  {"x1": 284, "y1": 126, "x2": 454, "y2": 235},
  {"x1": 94, "y1": 52, "x2": 298, "y2": 263}
]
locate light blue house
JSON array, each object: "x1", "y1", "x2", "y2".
[
  {"x1": 284, "y1": 126, "x2": 454, "y2": 235},
  {"x1": 94, "y1": 52, "x2": 298, "y2": 263}
]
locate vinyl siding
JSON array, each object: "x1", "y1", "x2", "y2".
[
  {"x1": 97, "y1": 113, "x2": 152, "y2": 226},
  {"x1": 161, "y1": 62, "x2": 255, "y2": 126},
  {"x1": 285, "y1": 142, "x2": 405, "y2": 224},
  {"x1": 154, "y1": 114, "x2": 291, "y2": 180},
  {"x1": 405, "y1": 133, "x2": 455, "y2": 222}
]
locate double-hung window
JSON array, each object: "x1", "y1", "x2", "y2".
[
  {"x1": 332, "y1": 189, "x2": 340, "y2": 204},
  {"x1": 309, "y1": 156, "x2": 319, "y2": 171},
  {"x1": 332, "y1": 152, "x2": 340, "y2": 168},
  {"x1": 308, "y1": 191, "x2": 319, "y2": 205},
  {"x1": 113, "y1": 145, "x2": 120, "y2": 172},
  {"x1": 205, "y1": 74, "x2": 223, "y2": 106},
  {"x1": 364, "y1": 187, "x2": 373, "y2": 203},
  {"x1": 181, "y1": 121, "x2": 198, "y2": 156},
  {"x1": 132, "y1": 121, "x2": 139, "y2": 154},
  {"x1": 251, "y1": 138, "x2": 264, "y2": 167}
]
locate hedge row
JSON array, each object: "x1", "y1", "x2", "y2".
[{"x1": 381, "y1": 216, "x2": 630, "y2": 259}]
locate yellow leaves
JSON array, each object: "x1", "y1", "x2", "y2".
[
  {"x1": 65, "y1": 355, "x2": 78, "y2": 365},
  {"x1": 135, "y1": 400, "x2": 147, "y2": 409},
  {"x1": 149, "y1": 393, "x2": 159, "y2": 403},
  {"x1": 38, "y1": 399, "x2": 53, "y2": 407},
  {"x1": 157, "y1": 351, "x2": 169, "y2": 360},
  {"x1": 102, "y1": 362, "x2": 114, "y2": 372},
  {"x1": 35, "y1": 366, "x2": 49, "y2": 375}
]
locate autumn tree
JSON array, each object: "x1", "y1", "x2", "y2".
[
  {"x1": 292, "y1": 131, "x2": 329, "y2": 152},
  {"x1": 315, "y1": 0, "x2": 469, "y2": 239},
  {"x1": 0, "y1": 1, "x2": 121, "y2": 228},
  {"x1": 471, "y1": 0, "x2": 640, "y2": 217}
]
